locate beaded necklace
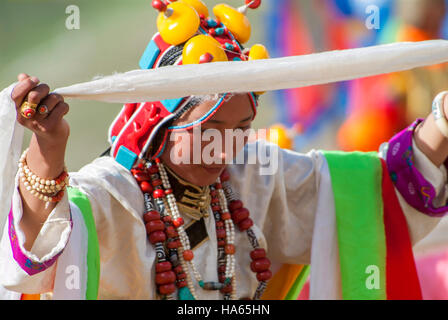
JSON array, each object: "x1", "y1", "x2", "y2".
[{"x1": 131, "y1": 159, "x2": 272, "y2": 300}]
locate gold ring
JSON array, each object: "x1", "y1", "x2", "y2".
[{"x1": 20, "y1": 101, "x2": 38, "y2": 119}]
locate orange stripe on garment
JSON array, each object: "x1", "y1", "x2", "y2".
[
  {"x1": 380, "y1": 159, "x2": 422, "y2": 300},
  {"x1": 21, "y1": 294, "x2": 40, "y2": 300},
  {"x1": 261, "y1": 264, "x2": 305, "y2": 300}
]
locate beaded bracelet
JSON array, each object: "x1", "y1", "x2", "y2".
[{"x1": 18, "y1": 148, "x2": 69, "y2": 204}]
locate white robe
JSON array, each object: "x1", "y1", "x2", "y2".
[{"x1": 0, "y1": 138, "x2": 446, "y2": 300}]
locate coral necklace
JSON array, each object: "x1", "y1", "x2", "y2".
[{"x1": 131, "y1": 158, "x2": 272, "y2": 300}]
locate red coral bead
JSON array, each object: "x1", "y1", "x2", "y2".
[
  {"x1": 134, "y1": 171, "x2": 150, "y2": 182},
  {"x1": 153, "y1": 189, "x2": 165, "y2": 199},
  {"x1": 216, "y1": 228, "x2": 226, "y2": 239},
  {"x1": 218, "y1": 240, "x2": 226, "y2": 247},
  {"x1": 212, "y1": 205, "x2": 221, "y2": 212},
  {"x1": 176, "y1": 273, "x2": 187, "y2": 280},
  {"x1": 218, "y1": 265, "x2": 226, "y2": 273},
  {"x1": 199, "y1": 52, "x2": 214, "y2": 64},
  {"x1": 156, "y1": 261, "x2": 172, "y2": 273},
  {"x1": 176, "y1": 280, "x2": 187, "y2": 288},
  {"x1": 162, "y1": 216, "x2": 172, "y2": 223},
  {"x1": 146, "y1": 220, "x2": 165, "y2": 233},
  {"x1": 166, "y1": 226, "x2": 178, "y2": 238},
  {"x1": 238, "y1": 218, "x2": 253, "y2": 231},
  {"x1": 219, "y1": 274, "x2": 226, "y2": 283},
  {"x1": 231, "y1": 208, "x2": 250, "y2": 224},
  {"x1": 246, "y1": 0, "x2": 261, "y2": 9},
  {"x1": 151, "y1": 179, "x2": 163, "y2": 187},
  {"x1": 256, "y1": 270, "x2": 272, "y2": 282},
  {"x1": 221, "y1": 212, "x2": 231, "y2": 221},
  {"x1": 215, "y1": 183, "x2": 222, "y2": 189},
  {"x1": 152, "y1": 0, "x2": 167, "y2": 12},
  {"x1": 140, "y1": 181, "x2": 153, "y2": 193},
  {"x1": 229, "y1": 200, "x2": 243, "y2": 212},
  {"x1": 159, "y1": 283, "x2": 176, "y2": 295},
  {"x1": 167, "y1": 240, "x2": 180, "y2": 249},
  {"x1": 225, "y1": 244, "x2": 235, "y2": 255},
  {"x1": 149, "y1": 230, "x2": 166, "y2": 244},
  {"x1": 164, "y1": 189, "x2": 173, "y2": 195},
  {"x1": 148, "y1": 165, "x2": 159, "y2": 174},
  {"x1": 183, "y1": 250, "x2": 194, "y2": 261},
  {"x1": 143, "y1": 210, "x2": 160, "y2": 223},
  {"x1": 173, "y1": 217, "x2": 184, "y2": 228},
  {"x1": 250, "y1": 248, "x2": 266, "y2": 260},
  {"x1": 250, "y1": 258, "x2": 271, "y2": 273},
  {"x1": 174, "y1": 265, "x2": 184, "y2": 274},
  {"x1": 156, "y1": 271, "x2": 176, "y2": 285},
  {"x1": 216, "y1": 221, "x2": 224, "y2": 228},
  {"x1": 221, "y1": 285, "x2": 232, "y2": 294},
  {"x1": 220, "y1": 169, "x2": 231, "y2": 182}
]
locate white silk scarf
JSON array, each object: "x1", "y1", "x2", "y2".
[{"x1": 1, "y1": 40, "x2": 448, "y2": 231}]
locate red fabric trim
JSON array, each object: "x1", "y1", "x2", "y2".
[{"x1": 381, "y1": 159, "x2": 423, "y2": 300}]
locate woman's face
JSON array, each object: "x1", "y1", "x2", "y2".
[{"x1": 160, "y1": 94, "x2": 255, "y2": 186}]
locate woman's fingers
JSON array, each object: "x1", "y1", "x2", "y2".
[
  {"x1": 11, "y1": 76, "x2": 40, "y2": 108},
  {"x1": 26, "y1": 83, "x2": 50, "y2": 106},
  {"x1": 41, "y1": 101, "x2": 70, "y2": 132},
  {"x1": 33, "y1": 93, "x2": 64, "y2": 121},
  {"x1": 17, "y1": 73, "x2": 30, "y2": 82}
]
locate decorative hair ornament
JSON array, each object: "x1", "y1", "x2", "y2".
[
  {"x1": 104, "y1": 0, "x2": 266, "y2": 172},
  {"x1": 432, "y1": 91, "x2": 448, "y2": 138}
]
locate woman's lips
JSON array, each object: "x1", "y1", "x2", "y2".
[{"x1": 201, "y1": 166, "x2": 224, "y2": 175}]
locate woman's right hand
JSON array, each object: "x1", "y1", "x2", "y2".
[
  {"x1": 12, "y1": 73, "x2": 71, "y2": 250},
  {"x1": 12, "y1": 73, "x2": 70, "y2": 145}
]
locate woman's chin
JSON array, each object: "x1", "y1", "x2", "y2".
[{"x1": 184, "y1": 168, "x2": 223, "y2": 187}]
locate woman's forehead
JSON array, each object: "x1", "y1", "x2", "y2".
[{"x1": 174, "y1": 93, "x2": 254, "y2": 126}]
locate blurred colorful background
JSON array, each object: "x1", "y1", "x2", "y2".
[{"x1": 1, "y1": 0, "x2": 448, "y2": 299}]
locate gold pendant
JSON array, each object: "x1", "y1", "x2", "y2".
[{"x1": 164, "y1": 165, "x2": 212, "y2": 221}]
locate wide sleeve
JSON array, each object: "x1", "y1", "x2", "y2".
[
  {"x1": 382, "y1": 119, "x2": 448, "y2": 245},
  {"x1": 0, "y1": 172, "x2": 72, "y2": 295}
]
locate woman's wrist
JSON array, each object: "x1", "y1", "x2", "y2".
[{"x1": 27, "y1": 133, "x2": 68, "y2": 179}]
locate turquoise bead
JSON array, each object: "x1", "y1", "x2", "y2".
[
  {"x1": 178, "y1": 287, "x2": 196, "y2": 300},
  {"x1": 215, "y1": 27, "x2": 225, "y2": 35}
]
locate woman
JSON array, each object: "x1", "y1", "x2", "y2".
[{"x1": 1, "y1": 0, "x2": 448, "y2": 300}]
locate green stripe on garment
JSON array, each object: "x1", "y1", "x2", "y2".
[
  {"x1": 67, "y1": 187, "x2": 100, "y2": 300},
  {"x1": 322, "y1": 151, "x2": 387, "y2": 300},
  {"x1": 284, "y1": 265, "x2": 310, "y2": 300}
]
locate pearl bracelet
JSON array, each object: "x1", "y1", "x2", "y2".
[
  {"x1": 18, "y1": 148, "x2": 69, "y2": 203},
  {"x1": 432, "y1": 91, "x2": 448, "y2": 139}
]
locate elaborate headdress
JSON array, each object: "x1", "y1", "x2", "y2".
[{"x1": 108, "y1": 0, "x2": 270, "y2": 170}]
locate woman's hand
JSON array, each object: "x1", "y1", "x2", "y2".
[
  {"x1": 414, "y1": 93, "x2": 448, "y2": 168},
  {"x1": 12, "y1": 73, "x2": 70, "y2": 146},
  {"x1": 12, "y1": 73, "x2": 71, "y2": 250}
]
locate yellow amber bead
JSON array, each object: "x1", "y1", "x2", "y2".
[
  {"x1": 157, "y1": 1, "x2": 200, "y2": 46},
  {"x1": 180, "y1": 0, "x2": 209, "y2": 18},
  {"x1": 249, "y1": 44, "x2": 270, "y2": 61},
  {"x1": 213, "y1": 4, "x2": 251, "y2": 44},
  {"x1": 182, "y1": 35, "x2": 228, "y2": 65},
  {"x1": 249, "y1": 44, "x2": 270, "y2": 95}
]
